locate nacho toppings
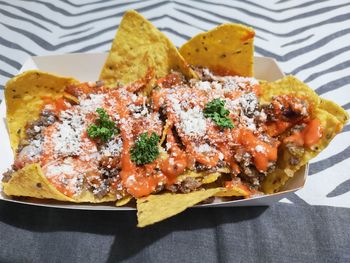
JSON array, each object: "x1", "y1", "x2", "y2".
[{"x1": 5, "y1": 68, "x2": 326, "y2": 200}]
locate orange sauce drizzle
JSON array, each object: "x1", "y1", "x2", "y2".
[
  {"x1": 29, "y1": 73, "x2": 323, "y2": 199},
  {"x1": 160, "y1": 130, "x2": 189, "y2": 185},
  {"x1": 237, "y1": 129, "x2": 279, "y2": 172},
  {"x1": 284, "y1": 118, "x2": 322, "y2": 148}
]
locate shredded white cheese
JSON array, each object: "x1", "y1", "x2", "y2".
[
  {"x1": 196, "y1": 143, "x2": 212, "y2": 153},
  {"x1": 178, "y1": 106, "x2": 207, "y2": 138},
  {"x1": 100, "y1": 137, "x2": 123, "y2": 157},
  {"x1": 195, "y1": 81, "x2": 212, "y2": 92},
  {"x1": 52, "y1": 110, "x2": 85, "y2": 156},
  {"x1": 255, "y1": 145, "x2": 265, "y2": 153}
]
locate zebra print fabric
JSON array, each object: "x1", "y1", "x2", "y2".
[{"x1": 0, "y1": 0, "x2": 349, "y2": 208}]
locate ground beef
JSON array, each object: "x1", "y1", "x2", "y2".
[
  {"x1": 91, "y1": 156, "x2": 122, "y2": 198},
  {"x1": 92, "y1": 176, "x2": 120, "y2": 199},
  {"x1": 200, "y1": 196, "x2": 215, "y2": 204},
  {"x1": 239, "y1": 165, "x2": 264, "y2": 186},
  {"x1": 40, "y1": 110, "x2": 57, "y2": 125},
  {"x1": 233, "y1": 148, "x2": 263, "y2": 186},
  {"x1": 234, "y1": 148, "x2": 251, "y2": 167},
  {"x1": 263, "y1": 96, "x2": 309, "y2": 123},
  {"x1": 178, "y1": 177, "x2": 202, "y2": 193},
  {"x1": 262, "y1": 104, "x2": 277, "y2": 122},
  {"x1": 166, "y1": 177, "x2": 202, "y2": 193},
  {"x1": 285, "y1": 143, "x2": 305, "y2": 157},
  {"x1": 289, "y1": 156, "x2": 300, "y2": 166},
  {"x1": 25, "y1": 110, "x2": 56, "y2": 141},
  {"x1": 194, "y1": 162, "x2": 213, "y2": 172},
  {"x1": 166, "y1": 184, "x2": 178, "y2": 193},
  {"x1": 2, "y1": 169, "x2": 14, "y2": 183},
  {"x1": 99, "y1": 156, "x2": 121, "y2": 170},
  {"x1": 153, "y1": 184, "x2": 165, "y2": 193},
  {"x1": 93, "y1": 185, "x2": 109, "y2": 199},
  {"x1": 194, "y1": 158, "x2": 226, "y2": 173},
  {"x1": 240, "y1": 93, "x2": 258, "y2": 117}
]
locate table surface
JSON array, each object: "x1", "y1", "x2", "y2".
[{"x1": 0, "y1": 0, "x2": 349, "y2": 262}]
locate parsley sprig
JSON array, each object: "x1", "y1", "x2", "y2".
[
  {"x1": 130, "y1": 132, "x2": 160, "y2": 165},
  {"x1": 204, "y1": 99, "x2": 234, "y2": 129},
  {"x1": 87, "y1": 108, "x2": 119, "y2": 142}
]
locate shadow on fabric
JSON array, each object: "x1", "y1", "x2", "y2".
[{"x1": 0, "y1": 201, "x2": 267, "y2": 262}]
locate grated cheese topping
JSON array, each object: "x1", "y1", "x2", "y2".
[
  {"x1": 14, "y1": 67, "x2": 285, "y2": 198},
  {"x1": 195, "y1": 143, "x2": 212, "y2": 153},
  {"x1": 52, "y1": 110, "x2": 85, "y2": 156},
  {"x1": 100, "y1": 137, "x2": 123, "y2": 156},
  {"x1": 178, "y1": 106, "x2": 207, "y2": 138}
]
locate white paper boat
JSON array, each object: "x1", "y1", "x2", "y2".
[{"x1": 0, "y1": 53, "x2": 307, "y2": 210}]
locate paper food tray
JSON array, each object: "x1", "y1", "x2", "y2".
[{"x1": 0, "y1": 53, "x2": 307, "y2": 210}]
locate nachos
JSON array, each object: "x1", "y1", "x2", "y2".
[{"x1": 2, "y1": 11, "x2": 348, "y2": 227}]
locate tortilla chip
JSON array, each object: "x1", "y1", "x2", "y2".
[
  {"x1": 262, "y1": 108, "x2": 343, "y2": 193},
  {"x1": 215, "y1": 183, "x2": 251, "y2": 197},
  {"x1": 286, "y1": 109, "x2": 344, "y2": 172},
  {"x1": 75, "y1": 190, "x2": 117, "y2": 203},
  {"x1": 319, "y1": 98, "x2": 349, "y2": 124},
  {"x1": 259, "y1": 75, "x2": 320, "y2": 108},
  {"x1": 201, "y1": 172, "x2": 220, "y2": 184},
  {"x1": 175, "y1": 170, "x2": 205, "y2": 182},
  {"x1": 3, "y1": 163, "x2": 119, "y2": 203},
  {"x1": 3, "y1": 163, "x2": 75, "y2": 202},
  {"x1": 136, "y1": 188, "x2": 221, "y2": 227},
  {"x1": 179, "y1": 23, "x2": 255, "y2": 77},
  {"x1": 5, "y1": 70, "x2": 78, "y2": 152},
  {"x1": 116, "y1": 195, "x2": 133, "y2": 206},
  {"x1": 99, "y1": 10, "x2": 197, "y2": 90},
  {"x1": 261, "y1": 168, "x2": 289, "y2": 194},
  {"x1": 174, "y1": 170, "x2": 221, "y2": 185},
  {"x1": 260, "y1": 75, "x2": 347, "y2": 193}
]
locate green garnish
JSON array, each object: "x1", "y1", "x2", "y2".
[
  {"x1": 204, "y1": 98, "x2": 234, "y2": 129},
  {"x1": 130, "y1": 132, "x2": 160, "y2": 165},
  {"x1": 87, "y1": 108, "x2": 119, "y2": 142}
]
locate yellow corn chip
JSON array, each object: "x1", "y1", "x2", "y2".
[
  {"x1": 262, "y1": 108, "x2": 344, "y2": 193},
  {"x1": 201, "y1": 172, "x2": 221, "y2": 184},
  {"x1": 3, "y1": 163, "x2": 118, "y2": 203},
  {"x1": 136, "y1": 188, "x2": 221, "y2": 227},
  {"x1": 179, "y1": 23, "x2": 255, "y2": 77},
  {"x1": 116, "y1": 195, "x2": 133, "y2": 207},
  {"x1": 2, "y1": 163, "x2": 75, "y2": 202},
  {"x1": 5, "y1": 70, "x2": 78, "y2": 152},
  {"x1": 215, "y1": 184, "x2": 250, "y2": 197},
  {"x1": 319, "y1": 98, "x2": 349, "y2": 124},
  {"x1": 99, "y1": 10, "x2": 197, "y2": 90},
  {"x1": 259, "y1": 75, "x2": 320, "y2": 108}
]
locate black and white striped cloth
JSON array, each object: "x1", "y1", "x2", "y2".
[{"x1": 0, "y1": 0, "x2": 349, "y2": 208}]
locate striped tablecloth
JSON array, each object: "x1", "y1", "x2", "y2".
[{"x1": 0, "y1": 1, "x2": 349, "y2": 262}]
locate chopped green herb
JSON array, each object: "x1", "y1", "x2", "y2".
[
  {"x1": 130, "y1": 132, "x2": 160, "y2": 165},
  {"x1": 204, "y1": 99, "x2": 234, "y2": 129},
  {"x1": 87, "y1": 108, "x2": 119, "y2": 142}
]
